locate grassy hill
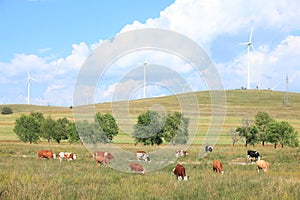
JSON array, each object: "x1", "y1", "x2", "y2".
[{"x1": 1, "y1": 90, "x2": 299, "y2": 144}]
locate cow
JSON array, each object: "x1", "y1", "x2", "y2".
[
  {"x1": 205, "y1": 145, "x2": 213, "y2": 152},
  {"x1": 175, "y1": 150, "x2": 188, "y2": 158},
  {"x1": 38, "y1": 150, "x2": 56, "y2": 159},
  {"x1": 93, "y1": 151, "x2": 114, "y2": 160},
  {"x1": 129, "y1": 162, "x2": 145, "y2": 174},
  {"x1": 173, "y1": 164, "x2": 189, "y2": 180},
  {"x1": 256, "y1": 160, "x2": 270, "y2": 173},
  {"x1": 136, "y1": 150, "x2": 151, "y2": 162},
  {"x1": 213, "y1": 160, "x2": 224, "y2": 175},
  {"x1": 95, "y1": 155, "x2": 110, "y2": 165},
  {"x1": 58, "y1": 152, "x2": 77, "y2": 162},
  {"x1": 247, "y1": 150, "x2": 261, "y2": 162}
]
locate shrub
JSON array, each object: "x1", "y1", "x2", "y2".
[{"x1": 1, "y1": 106, "x2": 13, "y2": 115}]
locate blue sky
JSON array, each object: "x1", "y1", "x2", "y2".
[{"x1": 1, "y1": 0, "x2": 300, "y2": 106}]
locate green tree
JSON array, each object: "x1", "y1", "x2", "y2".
[
  {"x1": 13, "y1": 115, "x2": 40, "y2": 143},
  {"x1": 255, "y1": 111, "x2": 274, "y2": 146},
  {"x1": 236, "y1": 125, "x2": 259, "y2": 147},
  {"x1": 1, "y1": 107, "x2": 13, "y2": 115},
  {"x1": 67, "y1": 121, "x2": 80, "y2": 144},
  {"x1": 266, "y1": 121, "x2": 299, "y2": 148},
  {"x1": 163, "y1": 111, "x2": 189, "y2": 144},
  {"x1": 133, "y1": 110, "x2": 165, "y2": 146},
  {"x1": 40, "y1": 116, "x2": 57, "y2": 142},
  {"x1": 77, "y1": 120, "x2": 108, "y2": 144},
  {"x1": 54, "y1": 117, "x2": 70, "y2": 143},
  {"x1": 94, "y1": 112, "x2": 119, "y2": 142}
]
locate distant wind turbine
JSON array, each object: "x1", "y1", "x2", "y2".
[
  {"x1": 27, "y1": 72, "x2": 36, "y2": 105},
  {"x1": 143, "y1": 58, "x2": 148, "y2": 99},
  {"x1": 241, "y1": 29, "x2": 255, "y2": 90}
]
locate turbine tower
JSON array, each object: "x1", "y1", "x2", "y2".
[
  {"x1": 143, "y1": 58, "x2": 147, "y2": 99},
  {"x1": 241, "y1": 30, "x2": 255, "y2": 90},
  {"x1": 27, "y1": 72, "x2": 32, "y2": 105}
]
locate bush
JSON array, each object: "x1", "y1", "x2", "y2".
[{"x1": 1, "y1": 107, "x2": 13, "y2": 115}]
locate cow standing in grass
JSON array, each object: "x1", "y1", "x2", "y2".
[
  {"x1": 129, "y1": 162, "x2": 145, "y2": 174},
  {"x1": 256, "y1": 160, "x2": 269, "y2": 173},
  {"x1": 59, "y1": 152, "x2": 76, "y2": 162},
  {"x1": 213, "y1": 160, "x2": 224, "y2": 175},
  {"x1": 93, "y1": 151, "x2": 114, "y2": 160},
  {"x1": 95, "y1": 155, "x2": 110, "y2": 165},
  {"x1": 136, "y1": 150, "x2": 151, "y2": 162},
  {"x1": 173, "y1": 164, "x2": 189, "y2": 180},
  {"x1": 175, "y1": 150, "x2": 188, "y2": 158},
  {"x1": 247, "y1": 150, "x2": 261, "y2": 162},
  {"x1": 38, "y1": 150, "x2": 56, "y2": 159}
]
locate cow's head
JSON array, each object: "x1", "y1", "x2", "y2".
[
  {"x1": 53, "y1": 154, "x2": 56, "y2": 159},
  {"x1": 73, "y1": 154, "x2": 77, "y2": 160},
  {"x1": 145, "y1": 155, "x2": 151, "y2": 162}
]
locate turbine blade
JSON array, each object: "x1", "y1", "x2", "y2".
[
  {"x1": 249, "y1": 29, "x2": 253, "y2": 43},
  {"x1": 250, "y1": 44, "x2": 256, "y2": 52}
]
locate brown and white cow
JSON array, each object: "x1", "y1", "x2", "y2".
[
  {"x1": 38, "y1": 150, "x2": 56, "y2": 159},
  {"x1": 136, "y1": 150, "x2": 151, "y2": 162},
  {"x1": 58, "y1": 152, "x2": 76, "y2": 162},
  {"x1": 256, "y1": 160, "x2": 270, "y2": 173},
  {"x1": 173, "y1": 164, "x2": 188, "y2": 180},
  {"x1": 93, "y1": 151, "x2": 114, "y2": 160},
  {"x1": 129, "y1": 162, "x2": 145, "y2": 174},
  {"x1": 95, "y1": 155, "x2": 110, "y2": 165},
  {"x1": 175, "y1": 150, "x2": 188, "y2": 158},
  {"x1": 213, "y1": 160, "x2": 224, "y2": 175}
]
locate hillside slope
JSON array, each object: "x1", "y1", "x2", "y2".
[{"x1": 1, "y1": 90, "x2": 299, "y2": 144}]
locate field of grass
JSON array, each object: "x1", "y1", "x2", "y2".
[
  {"x1": 0, "y1": 142, "x2": 299, "y2": 199},
  {"x1": 1, "y1": 90, "x2": 299, "y2": 144}
]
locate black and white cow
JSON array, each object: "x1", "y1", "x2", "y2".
[
  {"x1": 205, "y1": 145, "x2": 213, "y2": 153},
  {"x1": 247, "y1": 150, "x2": 261, "y2": 161}
]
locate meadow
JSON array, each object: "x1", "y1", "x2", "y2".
[
  {"x1": 0, "y1": 142, "x2": 299, "y2": 200},
  {"x1": 0, "y1": 90, "x2": 300, "y2": 199}
]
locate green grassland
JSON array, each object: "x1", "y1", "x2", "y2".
[
  {"x1": 0, "y1": 90, "x2": 299, "y2": 144},
  {"x1": 0, "y1": 90, "x2": 300, "y2": 199},
  {"x1": 0, "y1": 142, "x2": 299, "y2": 199}
]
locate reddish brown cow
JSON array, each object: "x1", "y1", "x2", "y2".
[
  {"x1": 173, "y1": 164, "x2": 188, "y2": 180},
  {"x1": 38, "y1": 150, "x2": 56, "y2": 159},
  {"x1": 213, "y1": 160, "x2": 224, "y2": 175},
  {"x1": 95, "y1": 155, "x2": 110, "y2": 165},
  {"x1": 93, "y1": 151, "x2": 114, "y2": 160},
  {"x1": 175, "y1": 150, "x2": 188, "y2": 158},
  {"x1": 129, "y1": 162, "x2": 145, "y2": 174}
]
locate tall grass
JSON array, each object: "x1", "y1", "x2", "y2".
[{"x1": 0, "y1": 142, "x2": 299, "y2": 199}]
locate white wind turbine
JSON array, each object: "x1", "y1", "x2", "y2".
[
  {"x1": 143, "y1": 58, "x2": 148, "y2": 99},
  {"x1": 26, "y1": 72, "x2": 36, "y2": 105},
  {"x1": 241, "y1": 29, "x2": 255, "y2": 90}
]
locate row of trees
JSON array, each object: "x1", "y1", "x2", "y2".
[
  {"x1": 14, "y1": 110, "x2": 189, "y2": 146},
  {"x1": 14, "y1": 112, "x2": 79, "y2": 144},
  {"x1": 235, "y1": 111, "x2": 299, "y2": 148}
]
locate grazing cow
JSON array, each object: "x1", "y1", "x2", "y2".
[
  {"x1": 59, "y1": 152, "x2": 76, "y2": 162},
  {"x1": 129, "y1": 162, "x2": 145, "y2": 174},
  {"x1": 136, "y1": 150, "x2": 151, "y2": 162},
  {"x1": 247, "y1": 150, "x2": 261, "y2": 161},
  {"x1": 93, "y1": 151, "x2": 114, "y2": 160},
  {"x1": 205, "y1": 145, "x2": 213, "y2": 152},
  {"x1": 173, "y1": 164, "x2": 189, "y2": 180},
  {"x1": 213, "y1": 160, "x2": 224, "y2": 175},
  {"x1": 256, "y1": 160, "x2": 270, "y2": 173},
  {"x1": 175, "y1": 150, "x2": 188, "y2": 158},
  {"x1": 38, "y1": 150, "x2": 56, "y2": 159},
  {"x1": 95, "y1": 155, "x2": 109, "y2": 165}
]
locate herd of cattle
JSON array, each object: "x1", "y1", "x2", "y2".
[{"x1": 37, "y1": 147, "x2": 270, "y2": 180}]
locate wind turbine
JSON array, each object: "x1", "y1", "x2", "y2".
[
  {"x1": 143, "y1": 58, "x2": 148, "y2": 99},
  {"x1": 241, "y1": 29, "x2": 255, "y2": 90},
  {"x1": 26, "y1": 72, "x2": 36, "y2": 105}
]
